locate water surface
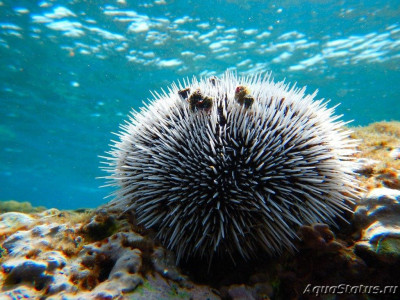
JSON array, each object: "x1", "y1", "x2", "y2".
[{"x1": 1, "y1": 0, "x2": 399, "y2": 209}]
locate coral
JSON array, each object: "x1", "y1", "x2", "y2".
[{"x1": 103, "y1": 72, "x2": 359, "y2": 263}]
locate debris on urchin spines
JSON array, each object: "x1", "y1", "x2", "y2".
[
  {"x1": 102, "y1": 71, "x2": 360, "y2": 263},
  {"x1": 234, "y1": 85, "x2": 254, "y2": 108},
  {"x1": 188, "y1": 89, "x2": 213, "y2": 112}
]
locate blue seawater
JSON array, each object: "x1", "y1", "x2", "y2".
[{"x1": 1, "y1": 0, "x2": 399, "y2": 209}]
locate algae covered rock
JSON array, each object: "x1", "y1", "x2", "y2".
[
  {"x1": 1, "y1": 121, "x2": 400, "y2": 299},
  {"x1": 353, "y1": 187, "x2": 400, "y2": 263},
  {"x1": 0, "y1": 200, "x2": 45, "y2": 213},
  {"x1": 0, "y1": 212, "x2": 35, "y2": 235},
  {"x1": 0, "y1": 209, "x2": 218, "y2": 299}
]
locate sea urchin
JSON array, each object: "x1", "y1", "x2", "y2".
[{"x1": 102, "y1": 72, "x2": 359, "y2": 263}]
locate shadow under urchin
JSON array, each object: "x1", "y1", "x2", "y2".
[{"x1": 102, "y1": 71, "x2": 359, "y2": 271}]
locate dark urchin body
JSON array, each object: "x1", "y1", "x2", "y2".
[{"x1": 103, "y1": 72, "x2": 359, "y2": 263}]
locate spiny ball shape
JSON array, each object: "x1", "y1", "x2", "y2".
[{"x1": 103, "y1": 72, "x2": 359, "y2": 263}]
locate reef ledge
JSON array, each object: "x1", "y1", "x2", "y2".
[{"x1": 1, "y1": 121, "x2": 400, "y2": 300}]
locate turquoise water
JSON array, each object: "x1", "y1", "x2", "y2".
[{"x1": 1, "y1": 0, "x2": 399, "y2": 209}]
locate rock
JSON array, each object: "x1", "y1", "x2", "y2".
[
  {"x1": 376, "y1": 169, "x2": 400, "y2": 189},
  {"x1": 151, "y1": 247, "x2": 184, "y2": 282},
  {"x1": 298, "y1": 223, "x2": 342, "y2": 253},
  {"x1": 81, "y1": 209, "x2": 118, "y2": 241},
  {"x1": 1, "y1": 121, "x2": 399, "y2": 299},
  {"x1": 354, "y1": 187, "x2": 400, "y2": 223},
  {"x1": 376, "y1": 236, "x2": 400, "y2": 261},
  {"x1": 0, "y1": 210, "x2": 219, "y2": 299},
  {"x1": 353, "y1": 158, "x2": 379, "y2": 175},
  {"x1": 293, "y1": 223, "x2": 367, "y2": 289},
  {"x1": 390, "y1": 147, "x2": 400, "y2": 160},
  {"x1": 353, "y1": 187, "x2": 400, "y2": 263},
  {"x1": 0, "y1": 212, "x2": 35, "y2": 235},
  {"x1": 223, "y1": 275, "x2": 274, "y2": 300},
  {"x1": 2, "y1": 259, "x2": 52, "y2": 289},
  {"x1": 224, "y1": 284, "x2": 255, "y2": 300}
]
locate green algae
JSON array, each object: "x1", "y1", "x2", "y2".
[
  {"x1": 376, "y1": 236, "x2": 400, "y2": 260},
  {"x1": 0, "y1": 245, "x2": 8, "y2": 263},
  {"x1": 0, "y1": 200, "x2": 45, "y2": 213}
]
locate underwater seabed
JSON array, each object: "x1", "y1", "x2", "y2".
[{"x1": 1, "y1": 121, "x2": 400, "y2": 300}]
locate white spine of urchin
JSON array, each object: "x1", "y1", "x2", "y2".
[{"x1": 102, "y1": 71, "x2": 359, "y2": 263}]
